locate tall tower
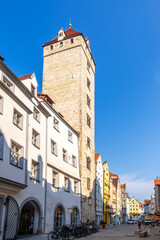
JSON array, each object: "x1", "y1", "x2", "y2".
[{"x1": 42, "y1": 24, "x2": 96, "y2": 221}]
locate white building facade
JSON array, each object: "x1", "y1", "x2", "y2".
[
  {"x1": 0, "y1": 58, "x2": 81, "y2": 240},
  {"x1": 95, "y1": 154, "x2": 103, "y2": 225}
]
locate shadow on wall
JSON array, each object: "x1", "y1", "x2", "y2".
[{"x1": 0, "y1": 130, "x2": 82, "y2": 239}]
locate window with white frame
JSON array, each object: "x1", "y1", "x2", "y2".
[
  {"x1": 13, "y1": 109, "x2": 23, "y2": 129},
  {"x1": 72, "y1": 155, "x2": 77, "y2": 167},
  {"x1": 51, "y1": 140, "x2": 58, "y2": 156},
  {"x1": 31, "y1": 160, "x2": 39, "y2": 181},
  {"x1": 3, "y1": 75, "x2": 13, "y2": 89},
  {"x1": 32, "y1": 129, "x2": 40, "y2": 148},
  {"x1": 33, "y1": 107, "x2": 40, "y2": 122},
  {"x1": 10, "y1": 141, "x2": 23, "y2": 168},
  {"x1": 53, "y1": 117, "x2": 59, "y2": 131},
  {"x1": 74, "y1": 181, "x2": 78, "y2": 194},
  {"x1": 68, "y1": 130, "x2": 73, "y2": 142},
  {"x1": 64, "y1": 177, "x2": 70, "y2": 192},
  {"x1": 52, "y1": 170, "x2": 58, "y2": 187},
  {"x1": 0, "y1": 96, "x2": 3, "y2": 115},
  {"x1": 63, "y1": 149, "x2": 67, "y2": 162}
]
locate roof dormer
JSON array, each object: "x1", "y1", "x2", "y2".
[
  {"x1": 19, "y1": 73, "x2": 38, "y2": 96},
  {"x1": 58, "y1": 28, "x2": 66, "y2": 41}
]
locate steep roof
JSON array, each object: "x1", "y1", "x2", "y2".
[
  {"x1": 37, "y1": 93, "x2": 55, "y2": 105},
  {"x1": 19, "y1": 73, "x2": 33, "y2": 80},
  {"x1": 109, "y1": 172, "x2": 118, "y2": 178},
  {"x1": 95, "y1": 153, "x2": 100, "y2": 162},
  {"x1": 155, "y1": 180, "x2": 160, "y2": 186},
  {"x1": 43, "y1": 28, "x2": 81, "y2": 47}
]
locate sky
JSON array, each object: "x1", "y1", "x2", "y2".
[{"x1": 1, "y1": 0, "x2": 160, "y2": 202}]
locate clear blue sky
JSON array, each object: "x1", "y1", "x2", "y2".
[{"x1": 1, "y1": 0, "x2": 160, "y2": 202}]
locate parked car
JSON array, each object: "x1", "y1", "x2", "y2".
[
  {"x1": 127, "y1": 219, "x2": 134, "y2": 224},
  {"x1": 144, "y1": 219, "x2": 152, "y2": 225}
]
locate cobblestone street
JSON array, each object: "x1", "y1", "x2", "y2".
[{"x1": 18, "y1": 224, "x2": 160, "y2": 240}]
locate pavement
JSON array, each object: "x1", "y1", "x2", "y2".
[{"x1": 18, "y1": 224, "x2": 160, "y2": 240}]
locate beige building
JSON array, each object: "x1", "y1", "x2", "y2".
[{"x1": 42, "y1": 24, "x2": 96, "y2": 221}]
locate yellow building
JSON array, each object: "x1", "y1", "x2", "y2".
[
  {"x1": 129, "y1": 198, "x2": 140, "y2": 219},
  {"x1": 103, "y1": 161, "x2": 110, "y2": 225}
]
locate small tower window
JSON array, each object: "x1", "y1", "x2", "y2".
[
  {"x1": 60, "y1": 42, "x2": 63, "y2": 48},
  {"x1": 70, "y1": 38, "x2": 74, "y2": 44},
  {"x1": 50, "y1": 45, "x2": 53, "y2": 50}
]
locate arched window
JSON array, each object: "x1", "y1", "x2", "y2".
[
  {"x1": 71, "y1": 208, "x2": 79, "y2": 225},
  {"x1": 54, "y1": 206, "x2": 64, "y2": 228}
]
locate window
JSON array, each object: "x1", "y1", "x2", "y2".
[
  {"x1": 72, "y1": 155, "x2": 77, "y2": 167},
  {"x1": 87, "y1": 78, "x2": 90, "y2": 90},
  {"x1": 54, "y1": 206, "x2": 64, "y2": 228},
  {"x1": 53, "y1": 117, "x2": 59, "y2": 131},
  {"x1": 86, "y1": 157, "x2": 91, "y2": 170},
  {"x1": 33, "y1": 107, "x2": 40, "y2": 122},
  {"x1": 60, "y1": 42, "x2": 63, "y2": 48},
  {"x1": 0, "y1": 133, "x2": 4, "y2": 160},
  {"x1": 68, "y1": 131, "x2": 73, "y2": 142},
  {"x1": 51, "y1": 140, "x2": 58, "y2": 156},
  {"x1": 50, "y1": 45, "x2": 53, "y2": 50},
  {"x1": 63, "y1": 149, "x2": 67, "y2": 162},
  {"x1": 31, "y1": 84, "x2": 35, "y2": 96},
  {"x1": 32, "y1": 129, "x2": 40, "y2": 148},
  {"x1": 52, "y1": 171, "x2": 58, "y2": 187},
  {"x1": 87, "y1": 137, "x2": 90, "y2": 148},
  {"x1": 87, "y1": 94, "x2": 91, "y2": 108},
  {"x1": 13, "y1": 109, "x2": 23, "y2": 129},
  {"x1": 0, "y1": 96, "x2": 3, "y2": 115},
  {"x1": 136, "y1": 208, "x2": 138, "y2": 211},
  {"x1": 87, "y1": 60, "x2": 91, "y2": 70},
  {"x1": 87, "y1": 178, "x2": 90, "y2": 190},
  {"x1": 74, "y1": 181, "x2": 78, "y2": 194},
  {"x1": 87, "y1": 114, "x2": 91, "y2": 127},
  {"x1": 3, "y1": 76, "x2": 13, "y2": 89},
  {"x1": 31, "y1": 160, "x2": 39, "y2": 181},
  {"x1": 70, "y1": 38, "x2": 74, "y2": 44},
  {"x1": 10, "y1": 141, "x2": 23, "y2": 168},
  {"x1": 64, "y1": 177, "x2": 70, "y2": 192}
]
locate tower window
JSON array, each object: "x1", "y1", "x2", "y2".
[
  {"x1": 70, "y1": 38, "x2": 74, "y2": 44},
  {"x1": 87, "y1": 94, "x2": 91, "y2": 108},
  {"x1": 87, "y1": 78, "x2": 90, "y2": 90},
  {"x1": 87, "y1": 178, "x2": 90, "y2": 190},
  {"x1": 50, "y1": 45, "x2": 53, "y2": 50},
  {"x1": 87, "y1": 137, "x2": 90, "y2": 148},
  {"x1": 86, "y1": 157, "x2": 91, "y2": 170},
  {"x1": 60, "y1": 42, "x2": 63, "y2": 48},
  {"x1": 87, "y1": 114, "x2": 91, "y2": 128}
]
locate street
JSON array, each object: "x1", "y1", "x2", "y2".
[{"x1": 18, "y1": 224, "x2": 160, "y2": 240}]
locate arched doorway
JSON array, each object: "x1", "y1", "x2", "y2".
[
  {"x1": 18, "y1": 200, "x2": 41, "y2": 235},
  {"x1": 71, "y1": 208, "x2": 79, "y2": 225},
  {"x1": 54, "y1": 205, "x2": 65, "y2": 229}
]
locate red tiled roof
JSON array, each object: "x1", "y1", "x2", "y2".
[
  {"x1": 19, "y1": 73, "x2": 33, "y2": 80},
  {"x1": 95, "y1": 153, "x2": 99, "y2": 162},
  {"x1": 0, "y1": 55, "x2": 4, "y2": 61},
  {"x1": 37, "y1": 93, "x2": 55, "y2": 104},
  {"x1": 155, "y1": 180, "x2": 160, "y2": 186},
  {"x1": 121, "y1": 184, "x2": 126, "y2": 189},
  {"x1": 43, "y1": 28, "x2": 81, "y2": 47},
  {"x1": 144, "y1": 199, "x2": 151, "y2": 205},
  {"x1": 109, "y1": 172, "x2": 118, "y2": 177}
]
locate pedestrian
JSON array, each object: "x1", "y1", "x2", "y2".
[{"x1": 138, "y1": 220, "x2": 141, "y2": 230}]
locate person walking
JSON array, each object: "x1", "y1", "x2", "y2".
[{"x1": 138, "y1": 220, "x2": 141, "y2": 230}]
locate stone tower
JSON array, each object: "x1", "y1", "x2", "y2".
[{"x1": 42, "y1": 24, "x2": 96, "y2": 222}]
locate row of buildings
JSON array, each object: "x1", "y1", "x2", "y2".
[{"x1": 0, "y1": 24, "x2": 145, "y2": 240}]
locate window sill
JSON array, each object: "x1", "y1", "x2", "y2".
[
  {"x1": 30, "y1": 177, "x2": 40, "y2": 183},
  {"x1": 53, "y1": 126, "x2": 60, "y2": 133},
  {"x1": 68, "y1": 139, "x2": 73, "y2": 144},
  {"x1": 33, "y1": 117, "x2": 40, "y2": 124},
  {"x1": 51, "y1": 152, "x2": 58, "y2": 157},
  {"x1": 63, "y1": 159, "x2": 68, "y2": 163},
  {"x1": 86, "y1": 167, "x2": 91, "y2": 171},
  {"x1": 13, "y1": 123, "x2": 23, "y2": 131},
  {"x1": 64, "y1": 190, "x2": 70, "y2": 193},
  {"x1": 32, "y1": 143, "x2": 40, "y2": 149},
  {"x1": 10, "y1": 162, "x2": 23, "y2": 169}
]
